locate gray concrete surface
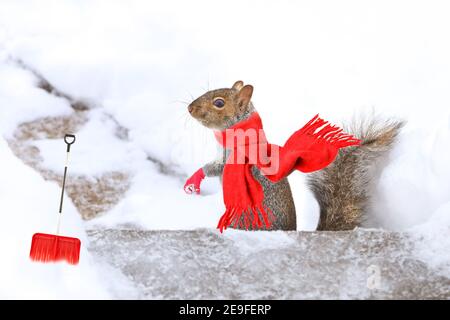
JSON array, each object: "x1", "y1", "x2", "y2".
[{"x1": 87, "y1": 228, "x2": 450, "y2": 299}]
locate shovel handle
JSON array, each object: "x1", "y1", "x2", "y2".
[
  {"x1": 58, "y1": 134, "x2": 76, "y2": 232},
  {"x1": 64, "y1": 134, "x2": 76, "y2": 152}
]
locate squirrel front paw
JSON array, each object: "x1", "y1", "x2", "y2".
[{"x1": 184, "y1": 168, "x2": 206, "y2": 195}]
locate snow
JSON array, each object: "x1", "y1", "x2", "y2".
[
  {"x1": 87, "y1": 165, "x2": 223, "y2": 230},
  {"x1": 411, "y1": 201, "x2": 450, "y2": 277},
  {"x1": 0, "y1": 138, "x2": 110, "y2": 299},
  {"x1": 32, "y1": 109, "x2": 146, "y2": 176},
  {"x1": 0, "y1": 0, "x2": 449, "y2": 298},
  {"x1": 222, "y1": 229, "x2": 297, "y2": 255},
  {"x1": 0, "y1": 62, "x2": 72, "y2": 138},
  {"x1": 372, "y1": 117, "x2": 450, "y2": 229}
]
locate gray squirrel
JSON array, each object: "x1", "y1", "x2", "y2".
[{"x1": 184, "y1": 80, "x2": 404, "y2": 231}]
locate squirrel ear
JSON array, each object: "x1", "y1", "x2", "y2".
[
  {"x1": 232, "y1": 80, "x2": 244, "y2": 91},
  {"x1": 238, "y1": 85, "x2": 253, "y2": 108}
]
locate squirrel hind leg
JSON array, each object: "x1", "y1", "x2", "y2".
[{"x1": 308, "y1": 116, "x2": 405, "y2": 231}]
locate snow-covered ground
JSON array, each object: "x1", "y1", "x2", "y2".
[{"x1": 0, "y1": 0, "x2": 449, "y2": 299}]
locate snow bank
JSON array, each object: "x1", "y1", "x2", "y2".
[
  {"x1": 0, "y1": 46, "x2": 117, "y2": 299},
  {"x1": 2, "y1": 0, "x2": 450, "y2": 232},
  {"x1": 373, "y1": 116, "x2": 450, "y2": 230},
  {"x1": 0, "y1": 61, "x2": 72, "y2": 138},
  {"x1": 411, "y1": 201, "x2": 450, "y2": 277},
  {"x1": 32, "y1": 109, "x2": 145, "y2": 176}
]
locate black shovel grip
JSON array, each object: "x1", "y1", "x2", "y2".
[
  {"x1": 59, "y1": 134, "x2": 75, "y2": 214},
  {"x1": 64, "y1": 134, "x2": 76, "y2": 152}
]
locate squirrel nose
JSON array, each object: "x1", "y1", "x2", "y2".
[{"x1": 188, "y1": 105, "x2": 194, "y2": 113}]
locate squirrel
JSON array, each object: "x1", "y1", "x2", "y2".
[{"x1": 184, "y1": 80, "x2": 404, "y2": 231}]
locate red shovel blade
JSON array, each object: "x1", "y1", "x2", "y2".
[{"x1": 30, "y1": 233, "x2": 81, "y2": 265}]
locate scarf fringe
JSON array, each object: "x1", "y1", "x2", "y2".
[
  {"x1": 217, "y1": 204, "x2": 274, "y2": 233},
  {"x1": 299, "y1": 114, "x2": 361, "y2": 148}
]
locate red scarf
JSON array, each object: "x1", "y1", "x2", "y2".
[{"x1": 214, "y1": 112, "x2": 361, "y2": 232}]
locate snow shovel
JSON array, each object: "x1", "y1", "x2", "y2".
[{"x1": 29, "y1": 134, "x2": 81, "y2": 265}]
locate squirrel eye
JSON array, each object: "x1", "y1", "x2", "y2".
[{"x1": 213, "y1": 98, "x2": 225, "y2": 108}]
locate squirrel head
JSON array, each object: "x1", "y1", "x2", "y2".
[{"x1": 187, "y1": 81, "x2": 255, "y2": 130}]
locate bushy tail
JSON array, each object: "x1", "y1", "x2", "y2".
[{"x1": 307, "y1": 115, "x2": 405, "y2": 231}]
